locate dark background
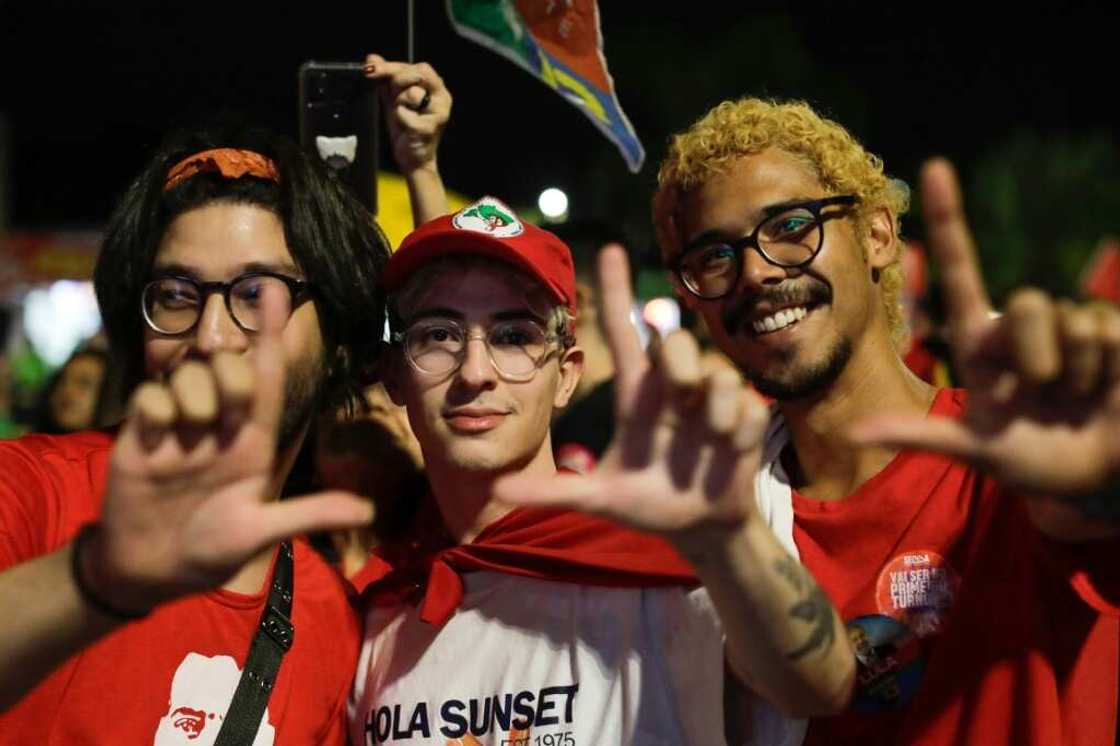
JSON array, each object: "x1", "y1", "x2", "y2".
[{"x1": 2, "y1": 2, "x2": 1117, "y2": 299}]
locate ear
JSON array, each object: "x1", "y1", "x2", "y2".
[
  {"x1": 865, "y1": 206, "x2": 898, "y2": 273},
  {"x1": 380, "y1": 351, "x2": 407, "y2": 407},
  {"x1": 553, "y1": 345, "x2": 584, "y2": 409}
]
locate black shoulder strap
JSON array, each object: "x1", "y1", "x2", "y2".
[{"x1": 214, "y1": 541, "x2": 295, "y2": 746}]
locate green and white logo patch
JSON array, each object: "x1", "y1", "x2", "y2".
[{"x1": 452, "y1": 197, "x2": 524, "y2": 238}]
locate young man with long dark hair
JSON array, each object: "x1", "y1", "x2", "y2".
[{"x1": 0, "y1": 123, "x2": 388, "y2": 744}]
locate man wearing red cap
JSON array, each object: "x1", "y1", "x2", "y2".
[{"x1": 349, "y1": 197, "x2": 855, "y2": 745}]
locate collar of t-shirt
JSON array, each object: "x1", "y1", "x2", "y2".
[{"x1": 354, "y1": 505, "x2": 699, "y2": 626}]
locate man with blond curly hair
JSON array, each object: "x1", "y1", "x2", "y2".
[{"x1": 653, "y1": 98, "x2": 1120, "y2": 744}]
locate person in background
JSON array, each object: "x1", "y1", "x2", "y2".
[
  {"x1": 32, "y1": 346, "x2": 111, "y2": 434},
  {"x1": 318, "y1": 383, "x2": 425, "y2": 577},
  {"x1": 549, "y1": 220, "x2": 627, "y2": 473},
  {"x1": 308, "y1": 52, "x2": 454, "y2": 580},
  {"x1": 899, "y1": 241, "x2": 953, "y2": 386},
  {"x1": 0, "y1": 307, "x2": 23, "y2": 440}
]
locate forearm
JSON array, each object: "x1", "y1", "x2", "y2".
[
  {"x1": 683, "y1": 519, "x2": 854, "y2": 718},
  {"x1": 405, "y1": 161, "x2": 449, "y2": 226},
  {"x1": 0, "y1": 543, "x2": 121, "y2": 710}
]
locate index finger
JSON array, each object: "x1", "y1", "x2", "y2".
[
  {"x1": 363, "y1": 53, "x2": 387, "y2": 76},
  {"x1": 597, "y1": 243, "x2": 646, "y2": 383},
  {"x1": 250, "y1": 280, "x2": 288, "y2": 435},
  {"x1": 921, "y1": 158, "x2": 993, "y2": 336},
  {"x1": 364, "y1": 60, "x2": 426, "y2": 87}
]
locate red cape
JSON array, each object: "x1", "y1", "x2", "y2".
[{"x1": 354, "y1": 506, "x2": 698, "y2": 626}]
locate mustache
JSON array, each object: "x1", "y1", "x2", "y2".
[{"x1": 722, "y1": 280, "x2": 832, "y2": 332}]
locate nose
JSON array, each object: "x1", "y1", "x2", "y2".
[
  {"x1": 193, "y1": 293, "x2": 250, "y2": 356},
  {"x1": 739, "y1": 245, "x2": 791, "y2": 290},
  {"x1": 455, "y1": 334, "x2": 498, "y2": 390}
]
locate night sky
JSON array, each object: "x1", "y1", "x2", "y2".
[{"x1": 1, "y1": 2, "x2": 1116, "y2": 268}]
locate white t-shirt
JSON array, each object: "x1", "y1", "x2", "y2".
[{"x1": 350, "y1": 572, "x2": 800, "y2": 746}]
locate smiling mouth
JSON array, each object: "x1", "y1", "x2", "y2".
[{"x1": 749, "y1": 302, "x2": 826, "y2": 336}]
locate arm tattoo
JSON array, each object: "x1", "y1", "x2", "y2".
[{"x1": 774, "y1": 556, "x2": 836, "y2": 660}]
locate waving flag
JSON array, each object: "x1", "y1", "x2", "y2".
[{"x1": 447, "y1": 0, "x2": 645, "y2": 173}]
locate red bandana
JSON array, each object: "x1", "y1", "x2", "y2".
[{"x1": 353, "y1": 506, "x2": 699, "y2": 626}]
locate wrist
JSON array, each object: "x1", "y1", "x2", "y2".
[
  {"x1": 671, "y1": 512, "x2": 756, "y2": 569},
  {"x1": 403, "y1": 158, "x2": 441, "y2": 181},
  {"x1": 71, "y1": 524, "x2": 152, "y2": 620}
]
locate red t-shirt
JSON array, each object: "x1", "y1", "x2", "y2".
[
  {"x1": 0, "y1": 431, "x2": 360, "y2": 745},
  {"x1": 798, "y1": 389, "x2": 1119, "y2": 745}
]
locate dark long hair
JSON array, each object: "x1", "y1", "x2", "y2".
[{"x1": 93, "y1": 122, "x2": 390, "y2": 413}]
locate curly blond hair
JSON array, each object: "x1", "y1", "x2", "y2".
[{"x1": 653, "y1": 98, "x2": 911, "y2": 350}]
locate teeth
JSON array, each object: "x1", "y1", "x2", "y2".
[{"x1": 752, "y1": 306, "x2": 808, "y2": 335}]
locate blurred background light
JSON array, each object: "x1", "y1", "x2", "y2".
[
  {"x1": 642, "y1": 296, "x2": 681, "y2": 338},
  {"x1": 22, "y1": 280, "x2": 101, "y2": 366},
  {"x1": 538, "y1": 187, "x2": 569, "y2": 222},
  {"x1": 629, "y1": 304, "x2": 651, "y2": 350}
]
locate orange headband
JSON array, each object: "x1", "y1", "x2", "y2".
[{"x1": 163, "y1": 148, "x2": 281, "y2": 192}]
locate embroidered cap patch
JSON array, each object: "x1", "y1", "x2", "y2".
[{"x1": 451, "y1": 197, "x2": 524, "y2": 238}]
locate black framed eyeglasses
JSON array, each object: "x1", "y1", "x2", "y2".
[
  {"x1": 674, "y1": 195, "x2": 859, "y2": 300},
  {"x1": 141, "y1": 272, "x2": 312, "y2": 335},
  {"x1": 391, "y1": 318, "x2": 561, "y2": 382}
]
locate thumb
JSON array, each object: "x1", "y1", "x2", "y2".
[
  {"x1": 493, "y1": 471, "x2": 602, "y2": 513},
  {"x1": 848, "y1": 414, "x2": 983, "y2": 463},
  {"x1": 253, "y1": 491, "x2": 375, "y2": 548}
]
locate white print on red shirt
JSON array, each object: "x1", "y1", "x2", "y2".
[{"x1": 153, "y1": 652, "x2": 276, "y2": 745}]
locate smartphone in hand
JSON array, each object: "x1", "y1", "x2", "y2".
[{"x1": 298, "y1": 61, "x2": 379, "y2": 214}]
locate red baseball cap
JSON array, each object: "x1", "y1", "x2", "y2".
[{"x1": 384, "y1": 197, "x2": 577, "y2": 315}]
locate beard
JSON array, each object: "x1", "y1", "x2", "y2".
[
  {"x1": 720, "y1": 275, "x2": 850, "y2": 400},
  {"x1": 748, "y1": 335, "x2": 853, "y2": 401},
  {"x1": 276, "y1": 353, "x2": 328, "y2": 454}
]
